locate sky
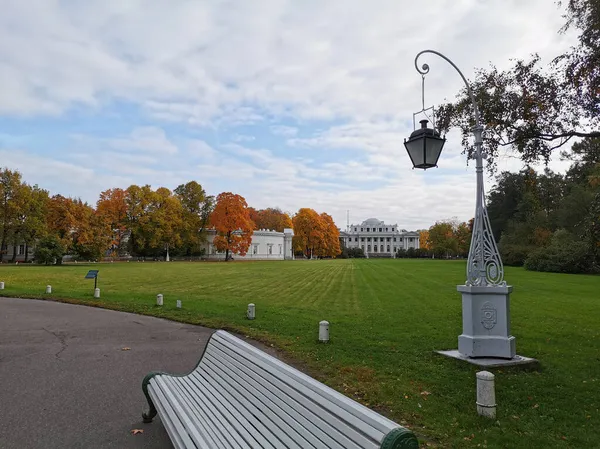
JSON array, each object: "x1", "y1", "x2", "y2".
[{"x1": 0, "y1": 0, "x2": 578, "y2": 231}]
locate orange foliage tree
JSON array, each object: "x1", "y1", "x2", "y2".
[
  {"x1": 210, "y1": 192, "x2": 254, "y2": 261},
  {"x1": 248, "y1": 207, "x2": 293, "y2": 232},
  {"x1": 419, "y1": 230, "x2": 431, "y2": 250},
  {"x1": 292, "y1": 208, "x2": 340, "y2": 258},
  {"x1": 97, "y1": 188, "x2": 128, "y2": 256}
]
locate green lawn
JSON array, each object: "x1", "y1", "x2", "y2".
[{"x1": 1, "y1": 259, "x2": 598, "y2": 448}]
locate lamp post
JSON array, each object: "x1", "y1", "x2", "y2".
[{"x1": 405, "y1": 50, "x2": 516, "y2": 360}]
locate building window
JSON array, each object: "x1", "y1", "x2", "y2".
[
  {"x1": 366, "y1": 227, "x2": 370, "y2": 232},
  {"x1": 380, "y1": 237, "x2": 384, "y2": 242},
  {"x1": 379, "y1": 227, "x2": 382, "y2": 232},
  {"x1": 268, "y1": 244, "x2": 273, "y2": 255},
  {"x1": 399, "y1": 238, "x2": 403, "y2": 242},
  {"x1": 374, "y1": 245, "x2": 378, "y2": 252},
  {"x1": 18, "y1": 244, "x2": 25, "y2": 255},
  {"x1": 386, "y1": 237, "x2": 391, "y2": 242},
  {"x1": 279, "y1": 244, "x2": 282, "y2": 254},
  {"x1": 361, "y1": 237, "x2": 365, "y2": 242},
  {"x1": 386, "y1": 228, "x2": 388, "y2": 232},
  {"x1": 392, "y1": 228, "x2": 395, "y2": 232},
  {"x1": 387, "y1": 245, "x2": 390, "y2": 252},
  {"x1": 380, "y1": 245, "x2": 384, "y2": 252},
  {"x1": 367, "y1": 237, "x2": 371, "y2": 242},
  {"x1": 367, "y1": 245, "x2": 371, "y2": 252},
  {"x1": 253, "y1": 245, "x2": 258, "y2": 255},
  {"x1": 410, "y1": 238, "x2": 414, "y2": 243},
  {"x1": 361, "y1": 228, "x2": 363, "y2": 232},
  {"x1": 393, "y1": 237, "x2": 397, "y2": 242}
]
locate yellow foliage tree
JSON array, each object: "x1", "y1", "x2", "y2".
[{"x1": 210, "y1": 192, "x2": 254, "y2": 261}]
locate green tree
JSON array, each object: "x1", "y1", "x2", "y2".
[
  {"x1": 34, "y1": 235, "x2": 66, "y2": 265},
  {"x1": 0, "y1": 168, "x2": 24, "y2": 261},
  {"x1": 436, "y1": 1, "x2": 599, "y2": 168},
  {"x1": 174, "y1": 181, "x2": 214, "y2": 256}
]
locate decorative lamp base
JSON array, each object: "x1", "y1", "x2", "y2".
[{"x1": 457, "y1": 284, "x2": 516, "y2": 359}]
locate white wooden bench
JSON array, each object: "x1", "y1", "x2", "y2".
[{"x1": 142, "y1": 330, "x2": 418, "y2": 449}]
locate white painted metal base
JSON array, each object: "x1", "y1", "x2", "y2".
[
  {"x1": 457, "y1": 284, "x2": 516, "y2": 359},
  {"x1": 437, "y1": 350, "x2": 538, "y2": 368}
]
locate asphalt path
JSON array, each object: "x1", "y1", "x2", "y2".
[{"x1": 0, "y1": 297, "x2": 269, "y2": 448}]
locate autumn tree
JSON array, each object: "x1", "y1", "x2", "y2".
[
  {"x1": 292, "y1": 208, "x2": 341, "y2": 258},
  {"x1": 316, "y1": 213, "x2": 341, "y2": 257},
  {"x1": 146, "y1": 187, "x2": 184, "y2": 261},
  {"x1": 436, "y1": 1, "x2": 599, "y2": 169},
  {"x1": 248, "y1": 207, "x2": 293, "y2": 232},
  {"x1": 428, "y1": 219, "x2": 472, "y2": 258},
  {"x1": 419, "y1": 230, "x2": 431, "y2": 250},
  {"x1": 97, "y1": 188, "x2": 128, "y2": 256},
  {"x1": 174, "y1": 181, "x2": 214, "y2": 256},
  {"x1": 292, "y1": 208, "x2": 323, "y2": 258},
  {"x1": 210, "y1": 192, "x2": 254, "y2": 261},
  {"x1": 124, "y1": 184, "x2": 155, "y2": 256}
]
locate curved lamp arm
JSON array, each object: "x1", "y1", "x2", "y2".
[{"x1": 414, "y1": 49, "x2": 481, "y2": 129}]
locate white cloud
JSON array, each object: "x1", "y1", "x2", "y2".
[{"x1": 0, "y1": 0, "x2": 580, "y2": 229}]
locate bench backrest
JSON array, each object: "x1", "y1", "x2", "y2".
[{"x1": 194, "y1": 330, "x2": 416, "y2": 449}]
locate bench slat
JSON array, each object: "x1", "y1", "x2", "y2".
[
  {"x1": 154, "y1": 377, "x2": 212, "y2": 449},
  {"x1": 149, "y1": 379, "x2": 196, "y2": 449},
  {"x1": 195, "y1": 365, "x2": 299, "y2": 449},
  {"x1": 176, "y1": 376, "x2": 248, "y2": 449},
  {"x1": 203, "y1": 346, "x2": 367, "y2": 449},
  {"x1": 207, "y1": 335, "x2": 385, "y2": 445},
  {"x1": 187, "y1": 371, "x2": 278, "y2": 448},
  {"x1": 212, "y1": 331, "x2": 397, "y2": 434},
  {"x1": 202, "y1": 351, "x2": 330, "y2": 449},
  {"x1": 163, "y1": 376, "x2": 238, "y2": 449}
]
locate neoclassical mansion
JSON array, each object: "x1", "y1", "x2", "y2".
[
  {"x1": 203, "y1": 228, "x2": 295, "y2": 260},
  {"x1": 340, "y1": 218, "x2": 420, "y2": 257}
]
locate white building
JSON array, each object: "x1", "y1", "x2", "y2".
[
  {"x1": 204, "y1": 228, "x2": 294, "y2": 260},
  {"x1": 340, "y1": 218, "x2": 420, "y2": 257}
]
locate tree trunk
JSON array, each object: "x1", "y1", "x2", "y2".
[
  {"x1": 24, "y1": 243, "x2": 29, "y2": 263},
  {"x1": 0, "y1": 229, "x2": 7, "y2": 262},
  {"x1": 10, "y1": 236, "x2": 18, "y2": 263}
]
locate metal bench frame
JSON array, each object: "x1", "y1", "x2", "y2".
[{"x1": 142, "y1": 330, "x2": 418, "y2": 449}]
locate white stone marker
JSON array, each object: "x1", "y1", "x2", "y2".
[
  {"x1": 476, "y1": 371, "x2": 496, "y2": 418},
  {"x1": 94, "y1": 288, "x2": 100, "y2": 298},
  {"x1": 156, "y1": 294, "x2": 164, "y2": 306},
  {"x1": 46, "y1": 285, "x2": 52, "y2": 294},
  {"x1": 319, "y1": 320, "x2": 330, "y2": 343},
  {"x1": 0, "y1": 281, "x2": 4, "y2": 289},
  {"x1": 247, "y1": 303, "x2": 255, "y2": 320},
  {"x1": 176, "y1": 300, "x2": 182, "y2": 309}
]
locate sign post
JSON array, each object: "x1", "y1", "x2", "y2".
[{"x1": 85, "y1": 270, "x2": 99, "y2": 294}]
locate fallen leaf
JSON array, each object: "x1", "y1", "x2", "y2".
[
  {"x1": 131, "y1": 429, "x2": 144, "y2": 435},
  {"x1": 121, "y1": 347, "x2": 131, "y2": 351},
  {"x1": 420, "y1": 391, "x2": 432, "y2": 396}
]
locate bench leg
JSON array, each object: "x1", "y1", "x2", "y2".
[{"x1": 142, "y1": 372, "x2": 163, "y2": 423}]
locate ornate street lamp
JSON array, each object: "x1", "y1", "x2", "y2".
[
  {"x1": 404, "y1": 119, "x2": 445, "y2": 169},
  {"x1": 408, "y1": 50, "x2": 523, "y2": 362}
]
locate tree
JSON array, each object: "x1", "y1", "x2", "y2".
[
  {"x1": 248, "y1": 207, "x2": 293, "y2": 232},
  {"x1": 0, "y1": 168, "x2": 24, "y2": 261},
  {"x1": 315, "y1": 213, "x2": 341, "y2": 258},
  {"x1": 292, "y1": 208, "x2": 324, "y2": 258},
  {"x1": 174, "y1": 181, "x2": 214, "y2": 255},
  {"x1": 46, "y1": 195, "x2": 77, "y2": 263},
  {"x1": 146, "y1": 187, "x2": 184, "y2": 261},
  {"x1": 20, "y1": 185, "x2": 49, "y2": 262},
  {"x1": 34, "y1": 235, "x2": 66, "y2": 265},
  {"x1": 124, "y1": 184, "x2": 155, "y2": 256},
  {"x1": 419, "y1": 230, "x2": 432, "y2": 251},
  {"x1": 97, "y1": 188, "x2": 128, "y2": 256},
  {"x1": 210, "y1": 192, "x2": 254, "y2": 261},
  {"x1": 436, "y1": 1, "x2": 599, "y2": 168}
]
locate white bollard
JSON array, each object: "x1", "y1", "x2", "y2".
[
  {"x1": 176, "y1": 300, "x2": 182, "y2": 309},
  {"x1": 247, "y1": 303, "x2": 255, "y2": 320},
  {"x1": 476, "y1": 371, "x2": 497, "y2": 418},
  {"x1": 156, "y1": 294, "x2": 164, "y2": 306},
  {"x1": 319, "y1": 320, "x2": 330, "y2": 343},
  {"x1": 94, "y1": 288, "x2": 100, "y2": 298},
  {"x1": 46, "y1": 285, "x2": 52, "y2": 294},
  {"x1": 0, "y1": 281, "x2": 4, "y2": 290}
]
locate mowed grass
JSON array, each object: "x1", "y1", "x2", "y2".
[{"x1": 1, "y1": 259, "x2": 599, "y2": 448}]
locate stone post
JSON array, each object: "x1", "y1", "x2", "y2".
[
  {"x1": 319, "y1": 320, "x2": 329, "y2": 343},
  {"x1": 247, "y1": 303, "x2": 255, "y2": 320},
  {"x1": 94, "y1": 288, "x2": 100, "y2": 298},
  {"x1": 156, "y1": 294, "x2": 163, "y2": 306},
  {"x1": 476, "y1": 371, "x2": 496, "y2": 418}
]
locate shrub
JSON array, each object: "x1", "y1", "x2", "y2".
[
  {"x1": 524, "y1": 229, "x2": 597, "y2": 274},
  {"x1": 34, "y1": 236, "x2": 66, "y2": 265}
]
